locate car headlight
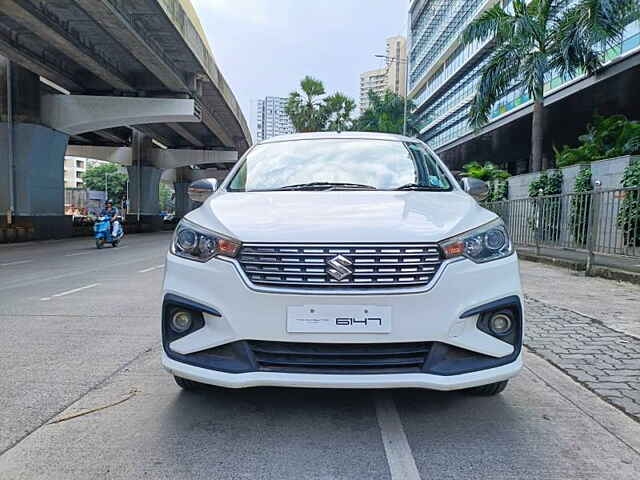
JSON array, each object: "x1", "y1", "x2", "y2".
[
  {"x1": 170, "y1": 219, "x2": 241, "y2": 262},
  {"x1": 440, "y1": 218, "x2": 513, "y2": 263}
]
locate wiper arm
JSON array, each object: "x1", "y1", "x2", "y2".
[
  {"x1": 277, "y1": 182, "x2": 377, "y2": 191},
  {"x1": 394, "y1": 183, "x2": 445, "y2": 191}
]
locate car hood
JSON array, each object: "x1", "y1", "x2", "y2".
[{"x1": 185, "y1": 190, "x2": 496, "y2": 243}]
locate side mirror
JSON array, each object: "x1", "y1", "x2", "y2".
[
  {"x1": 461, "y1": 177, "x2": 489, "y2": 202},
  {"x1": 188, "y1": 178, "x2": 218, "y2": 204}
]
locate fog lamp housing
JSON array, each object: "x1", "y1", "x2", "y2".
[
  {"x1": 488, "y1": 311, "x2": 513, "y2": 336},
  {"x1": 170, "y1": 310, "x2": 192, "y2": 333}
]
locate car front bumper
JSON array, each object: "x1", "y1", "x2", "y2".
[
  {"x1": 162, "y1": 252, "x2": 524, "y2": 390},
  {"x1": 162, "y1": 351, "x2": 523, "y2": 390}
]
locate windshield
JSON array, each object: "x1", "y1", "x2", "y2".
[{"x1": 227, "y1": 139, "x2": 453, "y2": 192}]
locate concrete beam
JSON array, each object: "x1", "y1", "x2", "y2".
[
  {"x1": 94, "y1": 130, "x2": 130, "y2": 145},
  {"x1": 166, "y1": 123, "x2": 204, "y2": 147},
  {"x1": 66, "y1": 145, "x2": 132, "y2": 166},
  {"x1": 42, "y1": 95, "x2": 199, "y2": 136},
  {"x1": 70, "y1": 0, "x2": 188, "y2": 93},
  {"x1": 0, "y1": 35, "x2": 82, "y2": 92},
  {"x1": 150, "y1": 149, "x2": 238, "y2": 169},
  {"x1": 4, "y1": 0, "x2": 134, "y2": 91}
]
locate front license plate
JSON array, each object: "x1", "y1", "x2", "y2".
[{"x1": 287, "y1": 305, "x2": 392, "y2": 333}]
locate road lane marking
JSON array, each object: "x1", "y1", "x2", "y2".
[
  {"x1": 0, "y1": 260, "x2": 33, "y2": 267},
  {"x1": 40, "y1": 283, "x2": 100, "y2": 301},
  {"x1": 375, "y1": 392, "x2": 421, "y2": 480},
  {"x1": 138, "y1": 264, "x2": 165, "y2": 273},
  {"x1": 65, "y1": 252, "x2": 91, "y2": 257}
]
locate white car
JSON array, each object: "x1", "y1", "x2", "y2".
[{"x1": 162, "y1": 132, "x2": 523, "y2": 395}]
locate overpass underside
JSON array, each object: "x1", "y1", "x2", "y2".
[
  {"x1": 0, "y1": 0, "x2": 251, "y2": 240},
  {"x1": 437, "y1": 52, "x2": 640, "y2": 175}
]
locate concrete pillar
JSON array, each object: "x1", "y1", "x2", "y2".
[
  {"x1": 173, "y1": 182, "x2": 192, "y2": 219},
  {"x1": 0, "y1": 57, "x2": 71, "y2": 239},
  {"x1": 126, "y1": 131, "x2": 162, "y2": 230},
  {"x1": 173, "y1": 166, "x2": 192, "y2": 219}
]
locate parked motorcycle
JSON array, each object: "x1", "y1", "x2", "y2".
[{"x1": 94, "y1": 216, "x2": 124, "y2": 249}]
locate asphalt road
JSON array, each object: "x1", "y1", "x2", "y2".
[{"x1": 1, "y1": 233, "x2": 639, "y2": 479}]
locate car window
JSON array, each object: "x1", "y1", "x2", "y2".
[{"x1": 227, "y1": 139, "x2": 452, "y2": 191}]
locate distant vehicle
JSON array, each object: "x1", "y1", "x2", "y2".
[
  {"x1": 161, "y1": 132, "x2": 523, "y2": 396},
  {"x1": 94, "y1": 216, "x2": 124, "y2": 249}
]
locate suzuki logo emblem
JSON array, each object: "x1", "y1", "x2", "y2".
[{"x1": 326, "y1": 255, "x2": 353, "y2": 281}]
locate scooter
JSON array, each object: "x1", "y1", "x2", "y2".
[{"x1": 94, "y1": 216, "x2": 124, "y2": 249}]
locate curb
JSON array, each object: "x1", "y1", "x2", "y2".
[{"x1": 518, "y1": 250, "x2": 640, "y2": 285}]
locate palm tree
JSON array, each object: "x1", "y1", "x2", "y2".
[
  {"x1": 355, "y1": 90, "x2": 417, "y2": 135},
  {"x1": 323, "y1": 93, "x2": 356, "y2": 132},
  {"x1": 463, "y1": 0, "x2": 638, "y2": 172},
  {"x1": 285, "y1": 77, "x2": 357, "y2": 132},
  {"x1": 285, "y1": 76, "x2": 328, "y2": 132}
]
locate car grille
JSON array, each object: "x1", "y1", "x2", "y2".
[
  {"x1": 248, "y1": 341, "x2": 431, "y2": 374},
  {"x1": 237, "y1": 243, "x2": 443, "y2": 289}
]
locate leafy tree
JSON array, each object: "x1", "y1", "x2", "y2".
[
  {"x1": 285, "y1": 76, "x2": 356, "y2": 132},
  {"x1": 82, "y1": 162, "x2": 128, "y2": 204},
  {"x1": 463, "y1": 0, "x2": 638, "y2": 172},
  {"x1": 354, "y1": 90, "x2": 417, "y2": 135},
  {"x1": 554, "y1": 114, "x2": 640, "y2": 166}
]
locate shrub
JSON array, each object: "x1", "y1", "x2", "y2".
[
  {"x1": 569, "y1": 168, "x2": 593, "y2": 247},
  {"x1": 529, "y1": 171, "x2": 563, "y2": 242},
  {"x1": 617, "y1": 161, "x2": 640, "y2": 247},
  {"x1": 555, "y1": 115, "x2": 640, "y2": 167},
  {"x1": 462, "y1": 162, "x2": 510, "y2": 181}
]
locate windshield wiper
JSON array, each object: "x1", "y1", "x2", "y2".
[
  {"x1": 394, "y1": 183, "x2": 445, "y2": 191},
  {"x1": 277, "y1": 182, "x2": 377, "y2": 191}
]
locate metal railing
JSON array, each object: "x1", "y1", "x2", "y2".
[{"x1": 484, "y1": 187, "x2": 640, "y2": 272}]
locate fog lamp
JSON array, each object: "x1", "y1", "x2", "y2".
[
  {"x1": 489, "y1": 312, "x2": 513, "y2": 335},
  {"x1": 170, "y1": 310, "x2": 192, "y2": 333}
]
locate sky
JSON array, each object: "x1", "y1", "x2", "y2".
[{"x1": 191, "y1": 0, "x2": 407, "y2": 137}]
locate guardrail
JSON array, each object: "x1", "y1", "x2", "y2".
[{"x1": 484, "y1": 187, "x2": 640, "y2": 272}]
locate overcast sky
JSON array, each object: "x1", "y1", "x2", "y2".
[{"x1": 191, "y1": 0, "x2": 407, "y2": 137}]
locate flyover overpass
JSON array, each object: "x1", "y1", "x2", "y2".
[{"x1": 0, "y1": 0, "x2": 251, "y2": 238}]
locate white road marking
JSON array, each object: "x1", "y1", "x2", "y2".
[
  {"x1": 0, "y1": 260, "x2": 33, "y2": 267},
  {"x1": 375, "y1": 392, "x2": 422, "y2": 480},
  {"x1": 138, "y1": 264, "x2": 165, "y2": 273},
  {"x1": 65, "y1": 252, "x2": 91, "y2": 257},
  {"x1": 40, "y1": 283, "x2": 100, "y2": 301}
]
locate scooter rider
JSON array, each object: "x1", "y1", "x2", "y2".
[{"x1": 100, "y1": 200, "x2": 120, "y2": 238}]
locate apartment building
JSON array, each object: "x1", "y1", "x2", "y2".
[
  {"x1": 255, "y1": 96, "x2": 296, "y2": 142},
  {"x1": 64, "y1": 157, "x2": 87, "y2": 189},
  {"x1": 359, "y1": 36, "x2": 407, "y2": 112}
]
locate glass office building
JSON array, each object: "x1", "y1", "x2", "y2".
[{"x1": 408, "y1": 0, "x2": 640, "y2": 154}]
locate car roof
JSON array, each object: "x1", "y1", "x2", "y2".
[{"x1": 258, "y1": 131, "x2": 420, "y2": 144}]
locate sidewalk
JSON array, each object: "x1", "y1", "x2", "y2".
[
  {"x1": 520, "y1": 260, "x2": 640, "y2": 338},
  {"x1": 520, "y1": 260, "x2": 640, "y2": 419}
]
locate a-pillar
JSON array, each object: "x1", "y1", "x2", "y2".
[
  {"x1": 126, "y1": 131, "x2": 162, "y2": 231},
  {"x1": 0, "y1": 56, "x2": 71, "y2": 240},
  {"x1": 173, "y1": 167, "x2": 193, "y2": 219}
]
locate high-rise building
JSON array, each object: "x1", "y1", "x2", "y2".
[
  {"x1": 360, "y1": 36, "x2": 407, "y2": 112},
  {"x1": 408, "y1": 0, "x2": 640, "y2": 172},
  {"x1": 255, "y1": 96, "x2": 296, "y2": 142}
]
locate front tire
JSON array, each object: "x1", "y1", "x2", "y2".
[
  {"x1": 96, "y1": 238, "x2": 104, "y2": 249},
  {"x1": 174, "y1": 375, "x2": 202, "y2": 391},
  {"x1": 466, "y1": 380, "x2": 509, "y2": 396}
]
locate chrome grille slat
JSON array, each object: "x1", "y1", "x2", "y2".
[{"x1": 238, "y1": 243, "x2": 443, "y2": 290}]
